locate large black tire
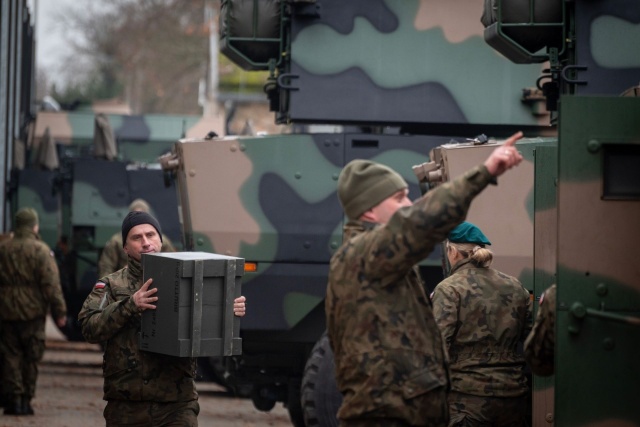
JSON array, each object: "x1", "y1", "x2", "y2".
[
  {"x1": 301, "y1": 332, "x2": 342, "y2": 427},
  {"x1": 287, "y1": 378, "x2": 306, "y2": 427}
]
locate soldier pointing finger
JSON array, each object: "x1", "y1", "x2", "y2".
[{"x1": 326, "y1": 132, "x2": 524, "y2": 426}]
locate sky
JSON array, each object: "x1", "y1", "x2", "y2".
[{"x1": 28, "y1": 0, "x2": 87, "y2": 88}]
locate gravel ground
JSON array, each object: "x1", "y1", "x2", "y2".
[{"x1": 0, "y1": 320, "x2": 293, "y2": 427}]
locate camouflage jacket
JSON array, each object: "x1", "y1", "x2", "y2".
[
  {"x1": 98, "y1": 232, "x2": 176, "y2": 278},
  {"x1": 326, "y1": 165, "x2": 494, "y2": 425},
  {"x1": 431, "y1": 259, "x2": 532, "y2": 397},
  {"x1": 524, "y1": 284, "x2": 556, "y2": 376},
  {"x1": 78, "y1": 256, "x2": 197, "y2": 402},
  {"x1": 0, "y1": 227, "x2": 67, "y2": 322}
]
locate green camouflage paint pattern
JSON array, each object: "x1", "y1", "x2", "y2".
[
  {"x1": 33, "y1": 111, "x2": 204, "y2": 164},
  {"x1": 186, "y1": 136, "x2": 431, "y2": 264},
  {"x1": 291, "y1": 0, "x2": 546, "y2": 125}
]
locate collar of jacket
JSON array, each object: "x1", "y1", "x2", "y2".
[
  {"x1": 449, "y1": 257, "x2": 482, "y2": 275},
  {"x1": 127, "y1": 255, "x2": 143, "y2": 284},
  {"x1": 343, "y1": 219, "x2": 379, "y2": 239},
  {"x1": 13, "y1": 227, "x2": 39, "y2": 240}
]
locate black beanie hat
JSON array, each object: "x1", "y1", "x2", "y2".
[{"x1": 121, "y1": 211, "x2": 163, "y2": 247}]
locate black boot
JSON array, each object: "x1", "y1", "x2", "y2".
[
  {"x1": 22, "y1": 396, "x2": 34, "y2": 415},
  {"x1": 3, "y1": 396, "x2": 25, "y2": 415}
]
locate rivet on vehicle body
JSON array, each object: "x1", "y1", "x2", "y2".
[
  {"x1": 587, "y1": 139, "x2": 601, "y2": 153},
  {"x1": 332, "y1": 173, "x2": 339, "y2": 181},
  {"x1": 545, "y1": 413, "x2": 554, "y2": 423},
  {"x1": 295, "y1": 172, "x2": 302, "y2": 179},
  {"x1": 189, "y1": 170, "x2": 196, "y2": 177},
  {"x1": 603, "y1": 337, "x2": 615, "y2": 350},
  {"x1": 570, "y1": 302, "x2": 586, "y2": 319},
  {"x1": 596, "y1": 283, "x2": 608, "y2": 296},
  {"x1": 303, "y1": 241, "x2": 311, "y2": 249},
  {"x1": 567, "y1": 325, "x2": 580, "y2": 334},
  {"x1": 230, "y1": 145, "x2": 237, "y2": 152},
  {"x1": 197, "y1": 238, "x2": 204, "y2": 246},
  {"x1": 330, "y1": 241, "x2": 338, "y2": 249},
  {"x1": 239, "y1": 144, "x2": 246, "y2": 152},
  {"x1": 324, "y1": 139, "x2": 331, "y2": 147}
]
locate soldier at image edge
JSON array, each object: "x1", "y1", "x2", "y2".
[
  {"x1": 78, "y1": 210, "x2": 247, "y2": 426},
  {"x1": 524, "y1": 284, "x2": 556, "y2": 377},
  {"x1": 326, "y1": 132, "x2": 524, "y2": 427},
  {"x1": 97, "y1": 198, "x2": 176, "y2": 278},
  {"x1": 0, "y1": 207, "x2": 67, "y2": 416},
  {"x1": 431, "y1": 221, "x2": 532, "y2": 426}
]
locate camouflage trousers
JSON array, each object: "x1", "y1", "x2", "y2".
[
  {"x1": 0, "y1": 317, "x2": 46, "y2": 400},
  {"x1": 339, "y1": 388, "x2": 449, "y2": 427},
  {"x1": 104, "y1": 399, "x2": 200, "y2": 426},
  {"x1": 448, "y1": 391, "x2": 530, "y2": 427}
]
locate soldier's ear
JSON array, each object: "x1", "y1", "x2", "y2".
[{"x1": 360, "y1": 209, "x2": 376, "y2": 222}]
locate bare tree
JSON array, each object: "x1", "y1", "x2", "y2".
[{"x1": 57, "y1": 0, "x2": 210, "y2": 114}]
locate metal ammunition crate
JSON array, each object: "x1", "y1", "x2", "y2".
[{"x1": 140, "y1": 252, "x2": 243, "y2": 357}]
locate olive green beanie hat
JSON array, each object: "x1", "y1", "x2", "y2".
[
  {"x1": 15, "y1": 207, "x2": 39, "y2": 229},
  {"x1": 338, "y1": 159, "x2": 408, "y2": 220},
  {"x1": 128, "y1": 198, "x2": 151, "y2": 213}
]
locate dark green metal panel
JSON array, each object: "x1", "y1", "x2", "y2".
[
  {"x1": 532, "y1": 145, "x2": 557, "y2": 426},
  {"x1": 555, "y1": 96, "x2": 640, "y2": 426}
]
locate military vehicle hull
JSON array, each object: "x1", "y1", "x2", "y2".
[{"x1": 214, "y1": 0, "x2": 640, "y2": 426}]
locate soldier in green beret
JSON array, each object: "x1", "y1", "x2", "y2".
[
  {"x1": 326, "y1": 132, "x2": 524, "y2": 426},
  {"x1": 79, "y1": 211, "x2": 246, "y2": 426},
  {"x1": 0, "y1": 207, "x2": 67, "y2": 416},
  {"x1": 431, "y1": 222, "x2": 532, "y2": 426}
]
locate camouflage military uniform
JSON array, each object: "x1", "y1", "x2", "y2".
[
  {"x1": 524, "y1": 284, "x2": 556, "y2": 377},
  {"x1": 327, "y1": 165, "x2": 496, "y2": 427},
  {"x1": 97, "y1": 232, "x2": 175, "y2": 278},
  {"x1": 0, "y1": 225, "x2": 67, "y2": 411},
  {"x1": 78, "y1": 256, "x2": 199, "y2": 426},
  {"x1": 431, "y1": 258, "x2": 532, "y2": 426}
]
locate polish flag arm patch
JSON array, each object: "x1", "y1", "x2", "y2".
[{"x1": 94, "y1": 282, "x2": 106, "y2": 290}]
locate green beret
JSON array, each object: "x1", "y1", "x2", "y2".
[
  {"x1": 15, "y1": 207, "x2": 39, "y2": 229},
  {"x1": 338, "y1": 159, "x2": 408, "y2": 220},
  {"x1": 448, "y1": 221, "x2": 491, "y2": 246}
]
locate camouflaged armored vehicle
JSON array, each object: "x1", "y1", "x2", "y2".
[
  {"x1": 11, "y1": 111, "x2": 215, "y2": 340},
  {"x1": 161, "y1": 1, "x2": 640, "y2": 426}
]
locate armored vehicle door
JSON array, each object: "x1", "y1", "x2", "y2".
[
  {"x1": 555, "y1": 96, "x2": 640, "y2": 425},
  {"x1": 430, "y1": 137, "x2": 555, "y2": 292}
]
